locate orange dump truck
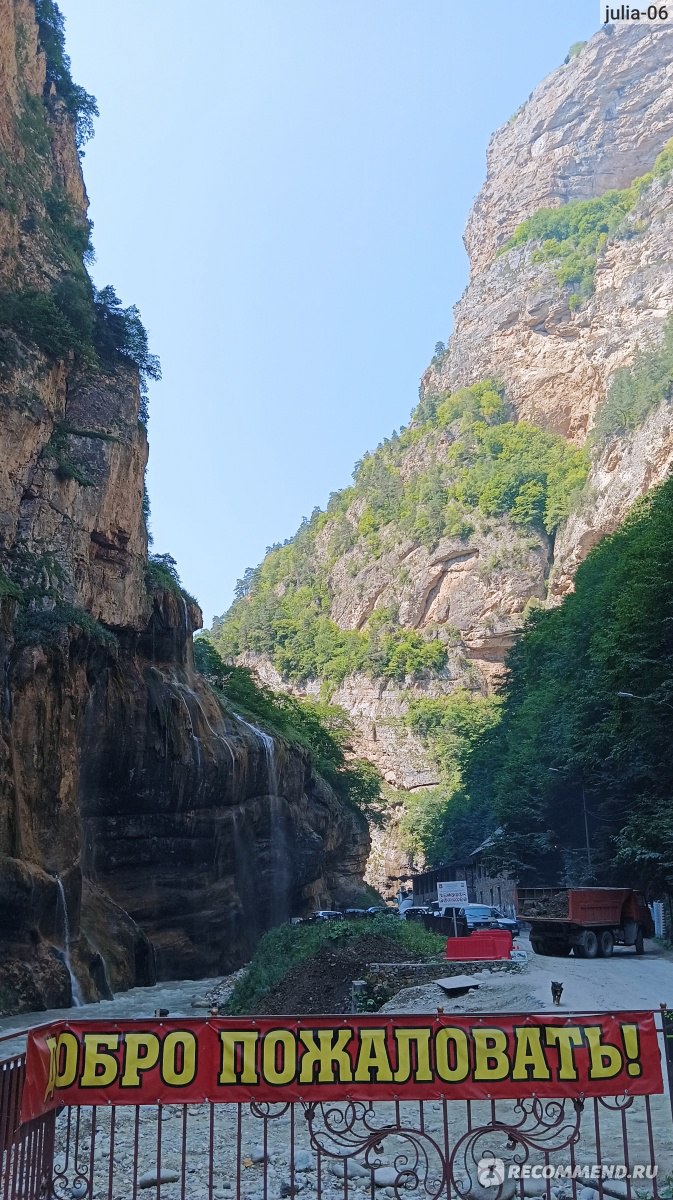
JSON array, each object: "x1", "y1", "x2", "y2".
[{"x1": 516, "y1": 887, "x2": 653, "y2": 959}]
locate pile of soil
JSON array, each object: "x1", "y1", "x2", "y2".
[
  {"x1": 255, "y1": 934, "x2": 426, "y2": 1015},
  {"x1": 520, "y1": 891, "x2": 568, "y2": 918}
]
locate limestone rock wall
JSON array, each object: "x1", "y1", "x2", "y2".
[
  {"x1": 0, "y1": 1, "x2": 369, "y2": 1015},
  {"x1": 463, "y1": 26, "x2": 673, "y2": 278},
  {"x1": 225, "y1": 26, "x2": 673, "y2": 833}
]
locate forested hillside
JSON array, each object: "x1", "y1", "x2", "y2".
[
  {"x1": 441, "y1": 474, "x2": 673, "y2": 891},
  {"x1": 210, "y1": 26, "x2": 673, "y2": 893},
  {"x1": 214, "y1": 379, "x2": 587, "y2": 689}
]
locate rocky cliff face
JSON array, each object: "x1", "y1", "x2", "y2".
[
  {"x1": 464, "y1": 26, "x2": 673, "y2": 279},
  {"x1": 214, "y1": 25, "x2": 673, "y2": 828},
  {"x1": 423, "y1": 24, "x2": 673, "y2": 595},
  {"x1": 426, "y1": 28, "x2": 673, "y2": 433},
  {"x1": 0, "y1": 1, "x2": 369, "y2": 1015}
]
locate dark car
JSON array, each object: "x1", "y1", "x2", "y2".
[
  {"x1": 460, "y1": 904, "x2": 519, "y2": 936},
  {"x1": 401, "y1": 906, "x2": 430, "y2": 922},
  {"x1": 367, "y1": 905, "x2": 397, "y2": 916},
  {"x1": 488, "y1": 907, "x2": 520, "y2": 937}
]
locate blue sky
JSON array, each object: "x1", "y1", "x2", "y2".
[{"x1": 58, "y1": 1, "x2": 598, "y2": 625}]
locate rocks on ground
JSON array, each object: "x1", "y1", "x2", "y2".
[{"x1": 193, "y1": 967, "x2": 250, "y2": 1010}]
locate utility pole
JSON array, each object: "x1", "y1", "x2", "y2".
[{"x1": 581, "y1": 786, "x2": 592, "y2": 876}]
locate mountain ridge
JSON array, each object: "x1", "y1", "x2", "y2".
[{"x1": 212, "y1": 25, "x2": 673, "y2": 884}]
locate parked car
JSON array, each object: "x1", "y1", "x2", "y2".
[
  {"x1": 343, "y1": 908, "x2": 368, "y2": 918},
  {"x1": 401, "y1": 906, "x2": 431, "y2": 921},
  {"x1": 488, "y1": 907, "x2": 520, "y2": 937},
  {"x1": 459, "y1": 904, "x2": 519, "y2": 936},
  {"x1": 367, "y1": 906, "x2": 397, "y2": 916},
  {"x1": 311, "y1": 910, "x2": 344, "y2": 921}
]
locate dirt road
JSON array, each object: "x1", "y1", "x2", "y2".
[
  {"x1": 377, "y1": 936, "x2": 673, "y2": 1185},
  {"x1": 380, "y1": 935, "x2": 673, "y2": 1016}
]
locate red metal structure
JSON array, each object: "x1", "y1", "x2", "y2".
[
  {"x1": 1, "y1": 1055, "x2": 54, "y2": 1200},
  {"x1": 445, "y1": 930, "x2": 513, "y2": 960}
]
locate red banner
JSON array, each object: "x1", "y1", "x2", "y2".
[{"x1": 21, "y1": 1011, "x2": 663, "y2": 1123}]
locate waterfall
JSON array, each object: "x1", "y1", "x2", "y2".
[
  {"x1": 235, "y1": 716, "x2": 278, "y2": 795},
  {"x1": 180, "y1": 595, "x2": 189, "y2": 638},
  {"x1": 55, "y1": 877, "x2": 84, "y2": 1007},
  {"x1": 171, "y1": 676, "x2": 238, "y2": 774},
  {"x1": 234, "y1": 716, "x2": 289, "y2": 923},
  {"x1": 147, "y1": 666, "x2": 239, "y2": 774},
  {"x1": 176, "y1": 689, "x2": 202, "y2": 769}
]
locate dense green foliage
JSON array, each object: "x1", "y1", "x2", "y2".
[
  {"x1": 452, "y1": 476, "x2": 673, "y2": 894},
  {"x1": 145, "y1": 553, "x2": 196, "y2": 605},
  {"x1": 35, "y1": 0, "x2": 98, "y2": 148},
  {"x1": 0, "y1": 570, "x2": 24, "y2": 601},
  {"x1": 93, "y1": 286, "x2": 161, "y2": 396},
  {"x1": 501, "y1": 138, "x2": 673, "y2": 307},
  {"x1": 225, "y1": 917, "x2": 445, "y2": 1014},
  {"x1": 0, "y1": 282, "x2": 161, "y2": 406},
  {"x1": 15, "y1": 602, "x2": 117, "y2": 650},
  {"x1": 0, "y1": 288, "x2": 85, "y2": 359},
  {"x1": 194, "y1": 639, "x2": 382, "y2": 816},
  {"x1": 593, "y1": 314, "x2": 673, "y2": 442},
  {"x1": 214, "y1": 381, "x2": 587, "y2": 688},
  {"x1": 397, "y1": 690, "x2": 501, "y2": 864}
]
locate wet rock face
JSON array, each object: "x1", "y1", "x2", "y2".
[
  {"x1": 0, "y1": 2, "x2": 370, "y2": 1014},
  {"x1": 0, "y1": 590, "x2": 370, "y2": 1011},
  {"x1": 78, "y1": 608, "x2": 369, "y2": 978}
]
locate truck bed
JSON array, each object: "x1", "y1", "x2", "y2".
[{"x1": 517, "y1": 887, "x2": 632, "y2": 927}]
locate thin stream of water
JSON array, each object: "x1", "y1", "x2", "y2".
[
  {"x1": 55, "y1": 877, "x2": 84, "y2": 1008},
  {"x1": 234, "y1": 716, "x2": 290, "y2": 923}
]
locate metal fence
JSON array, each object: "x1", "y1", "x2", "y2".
[
  {"x1": 1, "y1": 1055, "x2": 55, "y2": 1200},
  {"x1": 2, "y1": 1018, "x2": 673, "y2": 1200}
]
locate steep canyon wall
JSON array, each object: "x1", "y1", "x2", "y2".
[
  {"x1": 0, "y1": 0, "x2": 368, "y2": 1014},
  {"x1": 214, "y1": 26, "x2": 673, "y2": 892}
]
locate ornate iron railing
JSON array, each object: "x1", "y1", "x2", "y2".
[{"x1": 1, "y1": 1017, "x2": 670, "y2": 1200}]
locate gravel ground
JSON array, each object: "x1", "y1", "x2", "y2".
[
  {"x1": 45, "y1": 936, "x2": 673, "y2": 1198},
  {"x1": 379, "y1": 934, "x2": 673, "y2": 1017}
]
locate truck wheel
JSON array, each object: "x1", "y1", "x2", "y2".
[
  {"x1": 530, "y1": 937, "x2": 544, "y2": 955},
  {"x1": 635, "y1": 928, "x2": 645, "y2": 955},
  {"x1": 598, "y1": 930, "x2": 614, "y2": 957},
  {"x1": 582, "y1": 930, "x2": 599, "y2": 959}
]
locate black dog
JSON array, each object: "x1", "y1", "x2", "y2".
[{"x1": 551, "y1": 981, "x2": 564, "y2": 1006}]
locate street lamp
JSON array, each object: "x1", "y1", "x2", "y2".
[{"x1": 548, "y1": 767, "x2": 592, "y2": 874}]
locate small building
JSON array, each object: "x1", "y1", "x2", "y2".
[
  {"x1": 411, "y1": 832, "x2": 516, "y2": 916},
  {"x1": 411, "y1": 862, "x2": 475, "y2": 908},
  {"x1": 469, "y1": 833, "x2": 516, "y2": 915}
]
